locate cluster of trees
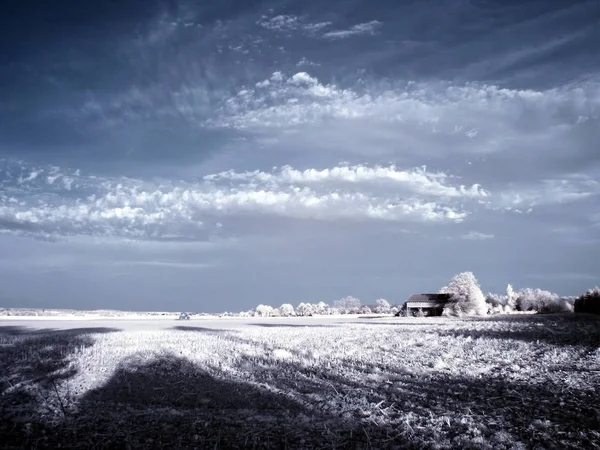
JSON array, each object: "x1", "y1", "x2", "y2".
[
  {"x1": 438, "y1": 271, "x2": 598, "y2": 317},
  {"x1": 248, "y1": 297, "x2": 397, "y2": 318},
  {"x1": 229, "y1": 271, "x2": 599, "y2": 319},
  {"x1": 574, "y1": 287, "x2": 600, "y2": 314}
]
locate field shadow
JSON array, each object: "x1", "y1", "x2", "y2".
[
  {"x1": 45, "y1": 352, "x2": 418, "y2": 449},
  {"x1": 361, "y1": 314, "x2": 600, "y2": 347},
  {"x1": 229, "y1": 353, "x2": 600, "y2": 449},
  {"x1": 459, "y1": 314, "x2": 600, "y2": 347},
  {"x1": 250, "y1": 323, "x2": 338, "y2": 328},
  {"x1": 436, "y1": 327, "x2": 600, "y2": 347},
  {"x1": 3, "y1": 320, "x2": 600, "y2": 449},
  {"x1": 28, "y1": 345, "x2": 598, "y2": 449},
  {"x1": 0, "y1": 326, "x2": 120, "y2": 447},
  {"x1": 172, "y1": 326, "x2": 228, "y2": 333},
  {"x1": 59, "y1": 354, "x2": 323, "y2": 449}
]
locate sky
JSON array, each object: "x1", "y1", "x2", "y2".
[{"x1": 1, "y1": 0, "x2": 599, "y2": 312}]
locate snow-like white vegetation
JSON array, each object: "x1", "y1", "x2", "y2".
[
  {"x1": 2, "y1": 314, "x2": 599, "y2": 448},
  {"x1": 440, "y1": 271, "x2": 488, "y2": 316},
  {"x1": 0, "y1": 308, "x2": 181, "y2": 319},
  {"x1": 1, "y1": 272, "x2": 595, "y2": 321}
]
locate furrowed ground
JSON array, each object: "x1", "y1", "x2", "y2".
[{"x1": 1, "y1": 314, "x2": 599, "y2": 449}]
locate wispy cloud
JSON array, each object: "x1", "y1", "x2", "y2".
[
  {"x1": 256, "y1": 14, "x2": 382, "y2": 40},
  {"x1": 461, "y1": 231, "x2": 494, "y2": 240},
  {"x1": 208, "y1": 71, "x2": 600, "y2": 137},
  {"x1": 256, "y1": 14, "x2": 331, "y2": 34},
  {"x1": 322, "y1": 20, "x2": 383, "y2": 39},
  {"x1": 297, "y1": 57, "x2": 320, "y2": 67},
  {"x1": 112, "y1": 260, "x2": 217, "y2": 269},
  {"x1": 496, "y1": 177, "x2": 600, "y2": 209}
]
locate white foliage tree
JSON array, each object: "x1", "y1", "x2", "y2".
[
  {"x1": 296, "y1": 302, "x2": 315, "y2": 316},
  {"x1": 334, "y1": 296, "x2": 361, "y2": 314},
  {"x1": 255, "y1": 304, "x2": 274, "y2": 317},
  {"x1": 440, "y1": 272, "x2": 488, "y2": 316},
  {"x1": 375, "y1": 298, "x2": 392, "y2": 314},
  {"x1": 315, "y1": 301, "x2": 330, "y2": 315},
  {"x1": 516, "y1": 288, "x2": 560, "y2": 313},
  {"x1": 506, "y1": 284, "x2": 518, "y2": 310},
  {"x1": 279, "y1": 303, "x2": 295, "y2": 317},
  {"x1": 360, "y1": 305, "x2": 372, "y2": 314}
]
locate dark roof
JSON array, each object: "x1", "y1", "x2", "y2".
[{"x1": 406, "y1": 293, "x2": 452, "y2": 304}]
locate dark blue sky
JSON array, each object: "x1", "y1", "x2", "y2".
[{"x1": 1, "y1": 0, "x2": 599, "y2": 311}]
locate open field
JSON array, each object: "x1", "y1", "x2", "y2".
[{"x1": 1, "y1": 314, "x2": 599, "y2": 449}]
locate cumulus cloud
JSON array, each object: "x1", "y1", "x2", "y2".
[
  {"x1": 0, "y1": 160, "x2": 482, "y2": 241},
  {"x1": 5, "y1": 157, "x2": 595, "y2": 242},
  {"x1": 257, "y1": 14, "x2": 300, "y2": 31},
  {"x1": 205, "y1": 164, "x2": 489, "y2": 199},
  {"x1": 322, "y1": 20, "x2": 383, "y2": 39}
]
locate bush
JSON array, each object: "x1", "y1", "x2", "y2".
[
  {"x1": 515, "y1": 288, "x2": 562, "y2": 313},
  {"x1": 374, "y1": 299, "x2": 392, "y2": 314},
  {"x1": 574, "y1": 287, "x2": 600, "y2": 314},
  {"x1": 559, "y1": 296, "x2": 576, "y2": 313},
  {"x1": 394, "y1": 306, "x2": 407, "y2": 317}
]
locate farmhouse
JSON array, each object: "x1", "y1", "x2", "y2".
[{"x1": 402, "y1": 293, "x2": 452, "y2": 316}]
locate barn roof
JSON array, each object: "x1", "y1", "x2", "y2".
[{"x1": 406, "y1": 293, "x2": 452, "y2": 303}]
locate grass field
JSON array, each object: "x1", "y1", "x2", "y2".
[{"x1": 1, "y1": 314, "x2": 599, "y2": 449}]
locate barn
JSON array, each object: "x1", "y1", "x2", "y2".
[{"x1": 401, "y1": 293, "x2": 452, "y2": 316}]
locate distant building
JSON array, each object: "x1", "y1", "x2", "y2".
[{"x1": 402, "y1": 293, "x2": 452, "y2": 316}]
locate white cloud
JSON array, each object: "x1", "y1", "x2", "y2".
[
  {"x1": 205, "y1": 165, "x2": 489, "y2": 199},
  {"x1": 207, "y1": 71, "x2": 600, "y2": 143},
  {"x1": 303, "y1": 22, "x2": 332, "y2": 33},
  {"x1": 112, "y1": 260, "x2": 217, "y2": 269},
  {"x1": 322, "y1": 20, "x2": 383, "y2": 39},
  {"x1": 0, "y1": 161, "x2": 480, "y2": 241},
  {"x1": 256, "y1": 15, "x2": 331, "y2": 34},
  {"x1": 256, "y1": 15, "x2": 380, "y2": 40},
  {"x1": 461, "y1": 231, "x2": 494, "y2": 240},
  {"x1": 8, "y1": 159, "x2": 597, "y2": 242},
  {"x1": 497, "y1": 177, "x2": 600, "y2": 209},
  {"x1": 257, "y1": 14, "x2": 300, "y2": 31},
  {"x1": 288, "y1": 72, "x2": 319, "y2": 86},
  {"x1": 297, "y1": 57, "x2": 320, "y2": 67}
]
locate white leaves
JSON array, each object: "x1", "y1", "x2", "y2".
[
  {"x1": 375, "y1": 298, "x2": 392, "y2": 314},
  {"x1": 279, "y1": 303, "x2": 295, "y2": 317},
  {"x1": 440, "y1": 272, "x2": 488, "y2": 316},
  {"x1": 255, "y1": 304, "x2": 274, "y2": 317},
  {"x1": 333, "y1": 296, "x2": 361, "y2": 314}
]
